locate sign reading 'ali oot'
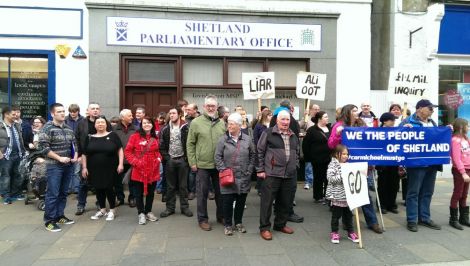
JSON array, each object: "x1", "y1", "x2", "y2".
[{"x1": 107, "y1": 17, "x2": 322, "y2": 51}]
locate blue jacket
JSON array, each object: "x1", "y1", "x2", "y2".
[
  {"x1": 399, "y1": 113, "x2": 441, "y2": 170},
  {"x1": 399, "y1": 113, "x2": 437, "y2": 127}
]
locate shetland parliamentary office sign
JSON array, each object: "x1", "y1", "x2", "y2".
[
  {"x1": 342, "y1": 127, "x2": 451, "y2": 167},
  {"x1": 107, "y1": 17, "x2": 322, "y2": 51}
]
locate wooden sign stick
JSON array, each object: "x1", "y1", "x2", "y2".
[
  {"x1": 402, "y1": 102, "x2": 408, "y2": 119},
  {"x1": 304, "y1": 99, "x2": 311, "y2": 123},
  {"x1": 355, "y1": 208, "x2": 363, "y2": 249},
  {"x1": 258, "y1": 97, "x2": 262, "y2": 113}
]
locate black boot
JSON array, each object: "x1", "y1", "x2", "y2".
[
  {"x1": 450, "y1": 207, "x2": 463, "y2": 230},
  {"x1": 459, "y1": 206, "x2": 470, "y2": 227}
]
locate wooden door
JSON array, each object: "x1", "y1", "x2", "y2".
[{"x1": 125, "y1": 87, "x2": 177, "y2": 117}]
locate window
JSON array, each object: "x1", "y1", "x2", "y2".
[
  {"x1": 268, "y1": 60, "x2": 306, "y2": 86},
  {"x1": 438, "y1": 65, "x2": 470, "y2": 126},
  {"x1": 183, "y1": 58, "x2": 223, "y2": 85},
  {"x1": 228, "y1": 61, "x2": 264, "y2": 84},
  {"x1": 128, "y1": 61, "x2": 175, "y2": 82},
  {"x1": 0, "y1": 56, "x2": 48, "y2": 119}
]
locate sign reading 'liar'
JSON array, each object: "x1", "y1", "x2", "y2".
[
  {"x1": 387, "y1": 68, "x2": 432, "y2": 104},
  {"x1": 242, "y1": 72, "x2": 275, "y2": 100},
  {"x1": 340, "y1": 162, "x2": 370, "y2": 210},
  {"x1": 296, "y1": 72, "x2": 326, "y2": 101}
]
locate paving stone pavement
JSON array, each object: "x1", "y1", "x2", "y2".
[{"x1": 1, "y1": 178, "x2": 470, "y2": 265}]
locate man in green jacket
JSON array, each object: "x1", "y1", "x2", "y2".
[{"x1": 187, "y1": 94, "x2": 226, "y2": 231}]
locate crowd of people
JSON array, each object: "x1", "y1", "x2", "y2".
[{"x1": 0, "y1": 96, "x2": 469, "y2": 244}]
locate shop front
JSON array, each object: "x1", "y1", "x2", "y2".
[
  {"x1": 0, "y1": 1, "x2": 89, "y2": 118},
  {"x1": 438, "y1": 4, "x2": 470, "y2": 125},
  {"x1": 87, "y1": 0, "x2": 372, "y2": 118}
]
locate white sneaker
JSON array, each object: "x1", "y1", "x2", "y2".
[
  {"x1": 146, "y1": 212, "x2": 158, "y2": 222},
  {"x1": 105, "y1": 211, "x2": 115, "y2": 221},
  {"x1": 138, "y1": 213, "x2": 146, "y2": 225},
  {"x1": 91, "y1": 211, "x2": 106, "y2": 220},
  {"x1": 304, "y1": 184, "x2": 310, "y2": 190}
]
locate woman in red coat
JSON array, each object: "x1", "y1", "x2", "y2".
[{"x1": 125, "y1": 116, "x2": 162, "y2": 225}]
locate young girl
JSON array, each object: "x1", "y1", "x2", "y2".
[
  {"x1": 450, "y1": 118, "x2": 470, "y2": 230},
  {"x1": 325, "y1": 144, "x2": 359, "y2": 244}
]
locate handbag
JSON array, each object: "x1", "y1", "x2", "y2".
[
  {"x1": 219, "y1": 140, "x2": 241, "y2": 187},
  {"x1": 122, "y1": 138, "x2": 155, "y2": 185}
]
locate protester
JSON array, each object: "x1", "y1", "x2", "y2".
[
  {"x1": 328, "y1": 104, "x2": 383, "y2": 234},
  {"x1": 218, "y1": 106, "x2": 230, "y2": 125},
  {"x1": 0, "y1": 106, "x2": 27, "y2": 204},
  {"x1": 65, "y1": 104, "x2": 84, "y2": 195},
  {"x1": 325, "y1": 144, "x2": 360, "y2": 244},
  {"x1": 159, "y1": 106, "x2": 193, "y2": 218},
  {"x1": 376, "y1": 112, "x2": 400, "y2": 214},
  {"x1": 251, "y1": 105, "x2": 269, "y2": 130},
  {"x1": 253, "y1": 109, "x2": 272, "y2": 195},
  {"x1": 449, "y1": 118, "x2": 470, "y2": 230},
  {"x1": 389, "y1": 104, "x2": 404, "y2": 127},
  {"x1": 125, "y1": 116, "x2": 162, "y2": 225},
  {"x1": 238, "y1": 109, "x2": 252, "y2": 138},
  {"x1": 302, "y1": 104, "x2": 321, "y2": 191},
  {"x1": 187, "y1": 94, "x2": 226, "y2": 231},
  {"x1": 215, "y1": 113, "x2": 256, "y2": 236},
  {"x1": 81, "y1": 116, "x2": 123, "y2": 221},
  {"x1": 269, "y1": 100, "x2": 303, "y2": 223},
  {"x1": 253, "y1": 109, "x2": 272, "y2": 146},
  {"x1": 303, "y1": 111, "x2": 331, "y2": 203},
  {"x1": 358, "y1": 102, "x2": 377, "y2": 127},
  {"x1": 132, "y1": 106, "x2": 145, "y2": 128},
  {"x1": 185, "y1": 103, "x2": 199, "y2": 127},
  {"x1": 257, "y1": 110, "x2": 299, "y2": 240},
  {"x1": 400, "y1": 99, "x2": 442, "y2": 232},
  {"x1": 75, "y1": 103, "x2": 111, "y2": 215},
  {"x1": 31, "y1": 116, "x2": 46, "y2": 149},
  {"x1": 389, "y1": 103, "x2": 408, "y2": 201},
  {"x1": 65, "y1": 104, "x2": 84, "y2": 132},
  {"x1": 110, "y1": 116, "x2": 120, "y2": 127},
  {"x1": 113, "y1": 109, "x2": 138, "y2": 207},
  {"x1": 185, "y1": 103, "x2": 199, "y2": 200},
  {"x1": 39, "y1": 103, "x2": 77, "y2": 232},
  {"x1": 11, "y1": 105, "x2": 32, "y2": 151}
]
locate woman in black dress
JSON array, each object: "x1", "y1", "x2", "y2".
[
  {"x1": 302, "y1": 111, "x2": 332, "y2": 202},
  {"x1": 82, "y1": 116, "x2": 124, "y2": 221}
]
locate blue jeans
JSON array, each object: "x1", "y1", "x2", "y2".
[
  {"x1": 362, "y1": 193, "x2": 378, "y2": 227},
  {"x1": 406, "y1": 167, "x2": 437, "y2": 223},
  {"x1": 77, "y1": 166, "x2": 89, "y2": 208},
  {"x1": 304, "y1": 162, "x2": 313, "y2": 185},
  {"x1": 0, "y1": 155, "x2": 22, "y2": 199},
  {"x1": 156, "y1": 162, "x2": 166, "y2": 193},
  {"x1": 44, "y1": 163, "x2": 73, "y2": 223},
  {"x1": 68, "y1": 162, "x2": 80, "y2": 193},
  {"x1": 188, "y1": 170, "x2": 196, "y2": 193}
]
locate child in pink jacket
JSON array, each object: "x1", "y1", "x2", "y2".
[{"x1": 450, "y1": 118, "x2": 470, "y2": 230}]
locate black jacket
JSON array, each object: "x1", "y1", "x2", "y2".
[
  {"x1": 159, "y1": 120, "x2": 189, "y2": 163},
  {"x1": 256, "y1": 126, "x2": 299, "y2": 178},
  {"x1": 303, "y1": 124, "x2": 332, "y2": 164}
]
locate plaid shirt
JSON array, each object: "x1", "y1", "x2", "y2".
[
  {"x1": 280, "y1": 131, "x2": 290, "y2": 162},
  {"x1": 2, "y1": 122, "x2": 24, "y2": 159}
]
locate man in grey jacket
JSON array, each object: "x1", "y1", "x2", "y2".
[{"x1": 257, "y1": 110, "x2": 299, "y2": 241}]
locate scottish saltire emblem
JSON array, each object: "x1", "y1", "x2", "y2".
[
  {"x1": 115, "y1": 21, "x2": 128, "y2": 41},
  {"x1": 301, "y1": 29, "x2": 314, "y2": 46}
]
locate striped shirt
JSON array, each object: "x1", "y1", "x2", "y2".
[{"x1": 38, "y1": 121, "x2": 77, "y2": 164}]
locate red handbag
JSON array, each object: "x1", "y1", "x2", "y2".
[
  {"x1": 219, "y1": 141, "x2": 241, "y2": 187},
  {"x1": 219, "y1": 168, "x2": 235, "y2": 186}
]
